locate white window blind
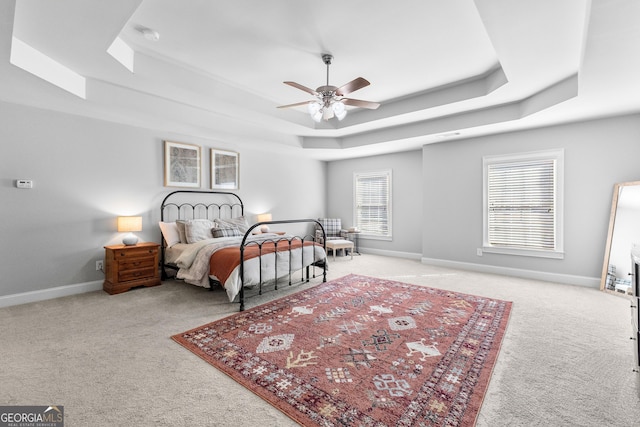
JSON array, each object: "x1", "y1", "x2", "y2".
[
  {"x1": 354, "y1": 170, "x2": 392, "y2": 240},
  {"x1": 483, "y1": 150, "x2": 564, "y2": 258}
]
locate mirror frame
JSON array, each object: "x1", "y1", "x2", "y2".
[{"x1": 600, "y1": 180, "x2": 640, "y2": 292}]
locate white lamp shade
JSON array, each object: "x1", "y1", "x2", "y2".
[
  {"x1": 307, "y1": 101, "x2": 321, "y2": 115},
  {"x1": 308, "y1": 101, "x2": 324, "y2": 122},
  {"x1": 117, "y1": 216, "x2": 142, "y2": 245},
  {"x1": 257, "y1": 213, "x2": 272, "y2": 223},
  {"x1": 322, "y1": 107, "x2": 334, "y2": 121},
  {"x1": 333, "y1": 101, "x2": 347, "y2": 120},
  {"x1": 257, "y1": 213, "x2": 272, "y2": 233},
  {"x1": 117, "y1": 216, "x2": 142, "y2": 232}
]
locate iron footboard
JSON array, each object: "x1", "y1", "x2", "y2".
[{"x1": 238, "y1": 219, "x2": 327, "y2": 311}]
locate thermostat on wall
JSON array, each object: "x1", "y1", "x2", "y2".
[{"x1": 16, "y1": 179, "x2": 33, "y2": 189}]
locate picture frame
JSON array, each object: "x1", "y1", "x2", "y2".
[
  {"x1": 164, "y1": 141, "x2": 201, "y2": 188},
  {"x1": 211, "y1": 148, "x2": 239, "y2": 190}
]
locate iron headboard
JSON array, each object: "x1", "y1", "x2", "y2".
[
  {"x1": 160, "y1": 190, "x2": 244, "y2": 223},
  {"x1": 159, "y1": 190, "x2": 245, "y2": 279}
]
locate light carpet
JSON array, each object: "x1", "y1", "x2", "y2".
[{"x1": 0, "y1": 254, "x2": 638, "y2": 426}]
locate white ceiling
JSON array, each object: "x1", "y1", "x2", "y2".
[{"x1": 2, "y1": 0, "x2": 640, "y2": 160}]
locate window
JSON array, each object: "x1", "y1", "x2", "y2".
[
  {"x1": 483, "y1": 149, "x2": 564, "y2": 258},
  {"x1": 354, "y1": 170, "x2": 392, "y2": 240}
]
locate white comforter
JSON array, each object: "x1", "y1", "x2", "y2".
[{"x1": 174, "y1": 234, "x2": 325, "y2": 302}]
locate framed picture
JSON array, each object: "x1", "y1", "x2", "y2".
[
  {"x1": 211, "y1": 148, "x2": 239, "y2": 190},
  {"x1": 164, "y1": 141, "x2": 201, "y2": 188}
]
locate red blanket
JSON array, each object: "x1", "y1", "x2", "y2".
[{"x1": 209, "y1": 240, "x2": 318, "y2": 285}]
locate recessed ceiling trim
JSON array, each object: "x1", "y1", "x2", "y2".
[
  {"x1": 519, "y1": 73, "x2": 579, "y2": 117},
  {"x1": 107, "y1": 37, "x2": 135, "y2": 72},
  {"x1": 301, "y1": 72, "x2": 578, "y2": 150},
  {"x1": 288, "y1": 63, "x2": 508, "y2": 132},
  {"x1": 10, "y1": 36, "x2": 86, "y2": 99}
]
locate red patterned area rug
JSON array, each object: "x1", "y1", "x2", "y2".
[{"x1": 172, "y1": 274, "x2": 512, "y2": 426}]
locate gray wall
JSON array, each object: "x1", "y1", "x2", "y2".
[
  {"x1": 326, "y1": 150, "x2": 423, "y2": 257},
  {"x1": 4, "y1": 98, "x2": 640, "y2": 299},
  {"x1": 422, "y1": 114, "x2": 640, "y2": 284},
  {"x1": 0, "y1": 101, "x2": 326, "y2": 298}
]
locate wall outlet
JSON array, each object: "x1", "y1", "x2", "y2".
[
  {"x1": 476, "y1": 248, "x2": 483, "y2": 256},
  {"x1": 96, "y1": 260, "x2": 104, "y2": 271}
]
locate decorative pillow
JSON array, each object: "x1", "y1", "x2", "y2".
[
  {"x1": 175, "y1": 220, "x2": 187, "y2": 244},
  {"x1": 212, "y1": 226, "x2": 241, "y2": 238},
  {"x1": 184, "y1": 219, "x2": 216, "y2": 243},
  {"x1": 215, "y1": 216, "x2": 249, "y2": 233},
  {"x1": 159, "y1": 222, "x2": 181, "y2": 247}
]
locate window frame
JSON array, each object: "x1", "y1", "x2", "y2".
[
  {"x1": 353, "y1": 169, "x2": 392, "y2": 241},
  {"x1": 482, "y1": 149, "x2": 564, "y2": 259}
]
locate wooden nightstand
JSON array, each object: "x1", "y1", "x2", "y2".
[{"x1": 103, "y1": 242, "x2": 161, "y2": 294}]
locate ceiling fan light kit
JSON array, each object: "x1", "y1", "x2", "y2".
[
  {"x1": 308, "y1": 99, "x2": 346, "y2": 122},
  {"x1": 278, "y1": 54, "x2": 380, "y2": 122}
]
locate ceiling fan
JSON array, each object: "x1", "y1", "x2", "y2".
[{"x1": 277, "y1": 54, "x2": 380, "y2": 122}]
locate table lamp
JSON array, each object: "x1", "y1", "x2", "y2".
[
  {"x1": 257, "y1": 213, "x2": 272, "y2": 233},
  {"x1": 117, "y1": 216, "x2": 142, "y2": 245}
]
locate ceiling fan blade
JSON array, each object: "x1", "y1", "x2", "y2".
[
  {"x1": 342, "y1": 98, "x2": 381, "y2": 109},
  {"x1": 277, "y1": 101, "x2": 312, "y2": 109},
  {"x1": 335, "y1": 77, "x2": 370, "y2": 96},
  {"x1": 283, "y1": 81, "x2": 317, "y2": 96}
]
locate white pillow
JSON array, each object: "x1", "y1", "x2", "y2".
[
  {"x1": 184, "y1": 219, "x2": 216, "y2": 243},
  {"x1": 159, "y1": 222, "x2": 181, "y2": 247},
  {"x1": 215, "y1": 216, "x2": 249, "y2": 233}
]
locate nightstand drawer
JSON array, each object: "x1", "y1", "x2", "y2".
[
  {"x1": 119, "y1": 257, "x2": 155, "y2": 271},
  {"x1": 119, "y1": 266, "x2": 157, "y2": 283},
  {"x1": 114, "y1": 247, "x2": 158, "y2": 259}
]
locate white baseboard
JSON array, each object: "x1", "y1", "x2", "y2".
[
  {"x1": 420, "y1": 257, "x2": 600, "y2": 288},
  {"x1": 0, "y1": 255, "x2": 600, "y2": 308},
  {"x1": 359, "y1": 247, "x2": 423, "y2": 260},
  {"x1": 0, "y1": 280, "x2": 104, "y2": 308}
]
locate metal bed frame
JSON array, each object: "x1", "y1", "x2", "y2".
[{"x1": 160, "y1": 190, "x2": 327, "y2": 310}]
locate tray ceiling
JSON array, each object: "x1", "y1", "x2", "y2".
[{"x1": 2, "y1": 0, "x2": 639, "y2": 160}]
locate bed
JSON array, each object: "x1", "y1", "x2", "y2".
[{"x1": 159, "y1": 190, "x2": 327, "y2": 310}]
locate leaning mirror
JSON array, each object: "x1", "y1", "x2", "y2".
[{"x1": 601, "y1": 181, "x2": 640, "y2": 295}]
